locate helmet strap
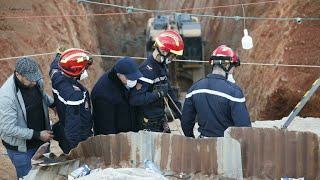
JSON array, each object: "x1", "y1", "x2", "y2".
[
  {"x1": 210, "y1": 56, "x2": 235, "y2": 79},
  {"x1": 157, "y1": 47, "x2": 172, "y2": 64}
]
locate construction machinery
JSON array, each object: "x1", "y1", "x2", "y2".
[{"x1": 146, "y1": 13, "x2": 203, "y2": 62}]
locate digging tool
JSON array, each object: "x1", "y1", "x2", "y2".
[{"x1": 282, "y1": 78, "x2": 320, "y2": 129}]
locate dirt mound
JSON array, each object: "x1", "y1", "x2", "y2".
[
  {"x1": 237, "y1": 0, "x2": 320, "y2": 120},
  {"x1": 0, "y1": 0, "x2": 104, "y2": 93}
]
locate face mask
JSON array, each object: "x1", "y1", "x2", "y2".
[
  {"x1": 125, "y1": 79, "x2": 137, "y2": 89},
  {"x1": 227, "y1": 74, "x2": 236, "y2": 83},
  {"x1": 79, "y1": 70, "x2": 88, "y2": 81},
  {"x1": 160, "y1": 56, "x2": 172, "y2": 64}
]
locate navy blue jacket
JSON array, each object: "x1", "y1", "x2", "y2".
[
  {"x1": 49, "y1": 54, "x2": 93, "y2": 149},
  {"x1": 130, "y1": 56, "x2": 181, "y2": 120},
  {"x1": 91, "y1": 68, "x2": 140, "y2": 135},
  {"x1": 181, "y1": 74, "x2": 251, "y2": 137}
]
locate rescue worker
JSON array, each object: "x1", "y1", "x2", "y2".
[
  {"x1": 130, "y1": 30, "x2": 183, "y2": 133},
  {"x1": 49, "y1": 48, "x2": 93, "y2": 153},
  {"x1": 91, "y1": 57, "x2": 143, "y2": 135},
  {"x1": 181, "y1": 45, "x2": 251, "y2": 138}
]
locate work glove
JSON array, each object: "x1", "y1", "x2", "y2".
[{"x1": 154, "y1": 83, "x2": 169, "y2": 98}]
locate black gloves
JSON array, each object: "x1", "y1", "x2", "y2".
[{"x1": 154, "y1": 83, "x2": 169, "y2": 98}]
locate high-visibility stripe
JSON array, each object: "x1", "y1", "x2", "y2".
[
  {"x1": 186, "y1": 89, "x2": 246, "y2": 103},
  {"x1": 52, "y1": 88, "x2": 86, "y2": 105},
  {"x1": 139, "y1": 76, "x2": 167, "y2": 84},
  {"x1": 139, "y1": 77, "x2": 154, "y2": 84}
]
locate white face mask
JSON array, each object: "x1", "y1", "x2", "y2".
[
  {"x1": 227, "y1": 74, "x2": 236, "y2": 83},
  {"x1": 125, "y1": 79, "x2": 137, "y2": 89},
  {"x1": 79, "y1": 70, "x2": 88, "y2": 81},
  {"x1": 160, "y1": 56, "x2": 171, "y2": 64}
]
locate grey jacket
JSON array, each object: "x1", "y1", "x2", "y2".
[{"x1": 0, "y1": 75, "x2": 54, "y2": 152}]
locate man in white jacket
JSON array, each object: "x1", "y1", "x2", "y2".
[{"x1": 0, "y1": 57, "x2": 54, "y2": 179}]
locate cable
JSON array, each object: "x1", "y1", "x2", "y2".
[
  {"x1": 241, "y1": 4, "x2": 246, "y2": 29},
  {"x1": 1, "y1": 53, "x2": 320, "y2": 68},
  {"x1": 92, "y1": 54, "x2": 147, "y2": 60},
  {"x1": 241, "y1": 62, "x2": 320, "y2": 68},
  {"x1": 78, "y1": 0, "x2": 320, "y2": 22},
  {"x1": 0, "y1": 1, "x2": 279, "y2": 20},
  {"x1": 2, "y1": 0, "x2": 320, "y2": 22},
  {"x1": 94, "y1": 54, "x2": 320, "y2": 68},
  {"x1": 78, "y1": 0, "x2": 280, "y2": 13},
  {"x1": 0, "y1": 52, "x2": 55, "y2": 61}
]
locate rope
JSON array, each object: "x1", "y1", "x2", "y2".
[{"x1": 1, "y1": 53, "x2": 320, "y2": 68}]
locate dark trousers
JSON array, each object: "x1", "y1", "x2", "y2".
[
  {"x1": 7, "y1": 148, "x2": 37, "y2": 179},
  {"x1": 52, "y1": 121, "x2": 72, "y2": 154},
  {"x1": 143, "y1": 115, "x2": 171, "y2": 133}
]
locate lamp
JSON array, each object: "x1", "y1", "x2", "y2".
[{"x1": 241, "y1": 4, "x2": 253, "y2": 49}]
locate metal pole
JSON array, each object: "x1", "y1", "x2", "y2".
[
  {"x1": 282, "y1": 78, "x2": 320, "y2": 129},
  {"x1": 167, "y1": 94, "x2": 182, "y2": 116},
  {"x1": 164, "y1": 98, "x2": 183, "y2": 135}
]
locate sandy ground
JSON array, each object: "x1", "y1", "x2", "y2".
[{"x1": 0, "y1": 141, "x2": 16, "y2": 180}]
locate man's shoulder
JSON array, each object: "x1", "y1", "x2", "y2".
[
  {"x1": 0, "y1": 75, "x2": 16, "y2": 97},
  {"x1": 53, "y1": 79, "x2": 86, "y2": 100}
]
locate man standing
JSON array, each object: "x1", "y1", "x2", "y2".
[
  {"x1": 0, "y1": 57, "x2": 54, "y2": 179},
  {"x1": 91, "y1": 57, "x2": 143, "y2": 135},
  {"x1": 49, "y1": 48, "x2": 93, "y2": 154},
  {"x1": 181, "y1": 45, "x2": 251, "y2": 138},
  {"x1": 130, "y1": 30, "x2": 184, "y2": 133}
]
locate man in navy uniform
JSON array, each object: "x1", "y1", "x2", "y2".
[
  {"x1": 181, "y1": 45, "x2": 251, "y2": 138},
  {"x1": 91, "y1": 57, "x2": 143, "y2": 135},
  {"x1": 130, "y1": 30, "x2": 184, "y2": 133},
  {"x1": 49, "y1": 48, "x2": 93, "y2": 153}
]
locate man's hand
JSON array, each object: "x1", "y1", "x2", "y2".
[
  {"x1": 39, "y1": 130, "x2": 54, "y2": 142},
  {"x1": 154, "y1": 83, "x2": 169, "y2": 98},
  {"x1": 56, "y1": 46, "x2": 67, "y2": 54},
  {"x1": 51, "y1": 107, "x2": 57, "y2": 116}
]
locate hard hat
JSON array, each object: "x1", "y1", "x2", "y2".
[
  {"x1": 155, "y1": 30, "x2": 184, "y2": 56},
  {"x1": 210, "y1": 45, "x2": 240, "y2": 67},
  {"x1": 59, "y1": 48, "x2": 93, "y2": 77}
]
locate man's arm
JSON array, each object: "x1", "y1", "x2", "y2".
[
  {"x1": 129, "y1": 79, "x2": 160, "y2": 106},
  {"x1": 230, "y1": 89, "x2": 251, "y2": 127},
  {"x1": 0, "y1": 97, "x2": 33, "y2": 139},
  {"x1": 49, "y1": 53, "x2": 61, "y2": 79},
  {"x1": 181, "y1": 93, "x2": 197, "y2": 138}
]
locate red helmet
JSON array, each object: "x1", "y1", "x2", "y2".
[
  {"x1": 155, "y1": 30, "x2": 184, "y2": 56},
  {"x1": 210, "y1": 45, "x2": 240, "y2": 67},
  {"x1": 59, "y1": 48, "x2": 93, "y2": 77}
]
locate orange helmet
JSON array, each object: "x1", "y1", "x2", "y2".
[
  {"x1": 59, "y1": 48, "x2": 93, "y2": 77},
  {"x1": 155, "y1": 30, "x2": 184, "y2": 56},
  {"x1": 210, "y1": 45, "x2": 240, "y2": 67}
]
